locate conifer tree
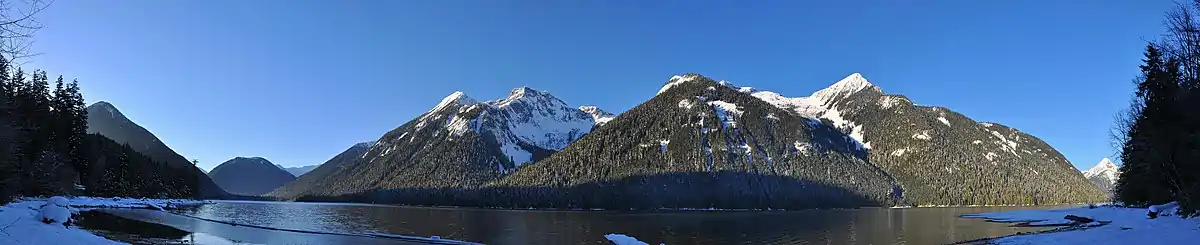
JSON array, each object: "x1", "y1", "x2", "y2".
[
  {"x1": 0, "y1": 56, "x2": 16, "y2": 201},
  {"x1": 63, "y1": 79, "x2": 88, "y2": 185}
]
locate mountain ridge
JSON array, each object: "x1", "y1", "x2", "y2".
[
  {"x1": 716, "y1": 73, "x2": 1106, "y2": 204},
  {"x1": 208, "y1": 157, "x2": 296, "y2": 196},
  {"x1": 279, "y1": 73, "x2": 1105, "y2": 207},
  {"x1": 1083, "y1": 158, "x2": 1119, "y2": 195},
  {"x1": 86, "y1": 101, "x2": 229, "y2": 198},
  {"x1": 277, "y1": 87, "x2": 607, "y2": 199}
]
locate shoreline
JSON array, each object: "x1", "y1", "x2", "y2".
[
  {"x1": 953, "y1": 205, "x2": 1198, "y2": 245},
  {"x1": 0, "y1": 196, "x2": 212, "y2": 245},
  {"x1": 234, "y1": 199, "x2": 1093, "y2": 212}
]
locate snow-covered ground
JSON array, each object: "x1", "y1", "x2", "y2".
[
  {"x1": 605, "y1": 233, "x2": 664, "y2": 245},
  {"x1": 0, "y1": 196, "x2": 212, "y2": 245},
  {"x1": 961, "y1": 205, "x2": 1200, "y2": 244}
]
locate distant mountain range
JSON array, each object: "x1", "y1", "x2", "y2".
[
  {"x1": 278, "y1": 164, "x2": 319, "y2": 177},
  {"x1": 208, "y1": 157, "x2": 295, "y2": 196},
  {"x1": 86, "y1": 101, "x2": 228, "y2": 198},
  {"x1": 271, "y1": 73, "x2": 1106, "y2": 208},
  {"x1": 1083, "y1": 158, "x2": 1120, "y2": 195}
]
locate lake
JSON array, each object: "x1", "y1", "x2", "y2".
[{"x1": 87, "y1": 200, "x2": 1063, "y2": 245}]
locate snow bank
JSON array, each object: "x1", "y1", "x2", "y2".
[
  {"x1": 0, "y1": 196, "x2": 212, "y2": 245},
  {"x1": 38, "y1": 196, "x2": 71, "y2": 225},
  {"x1": 0, "y1": 199, "x2": 121, "y2": 244},
  {"x1": 604, "y1": 234, "x2": 664, "y2": 245},
  {"x1": 53, "y1": 197, "x2": 212, "y2": 211},
  {"x1": 961, "y1": 205, "x2": 1200, "y2": 244}
]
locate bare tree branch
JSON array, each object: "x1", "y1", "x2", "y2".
[{"x1": 0, "y1": 0, "x2": 50, "y2": 63}]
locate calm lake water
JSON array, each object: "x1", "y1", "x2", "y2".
[{"x1": 93, "y1": 200, "x2": 1060, "y2": 245}]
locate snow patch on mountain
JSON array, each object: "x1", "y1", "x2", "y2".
[
  {"x1": 498, "y1": 140, "x2": 531, "y2": 166},
  {"x1": 746, "y1": 90, "x2": 825, "y2": 118},
  {"x1": 489, "y1": 87, "x2": 595, "y2": 150},
  {"x1": 426, "y1": 92, "x2": 478, "y2": 119},
  {"x1": 712, "y1": 74, "x2": 878, "y2": 150},
  {"x1": 913, "y1": 131, "x2": 932, "y2": 140},
  {"x1": 708, "y1": 101, "x2": 742, "y2": 128},
  {"x1": 987, "y1": 129, "x2": 1021, "y2": 157},
  {"x1": 658, "y1": 74, "x2": 701, "y2": 95},
  {"x1": 406, "y1": 88, "x2": 599, "y2": 168},
  {"x1": 677, "y1": 99, "x2": 695, "y2": 109},
  {"x1": 579, "y1": 105, "x2": 616, "y2": 126},
  {"x1": 879, "y1": 96, "x2": 906, "y2": 109},
  {"x1": 937, "y1": 117, "x2": 951, "y2": 126}
]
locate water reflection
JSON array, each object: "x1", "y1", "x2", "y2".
[{"x1": 166, "y1": 201, "x2": 1057, "y2": 245}]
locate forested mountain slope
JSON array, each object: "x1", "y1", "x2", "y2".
[
  {"x1": 86, "y1": 102, "x2": 229, "y2": 198},
  {"x1": 288, "y1": 73, "x2": 1103, "y2": 208},
  {"x1": 267, "y1": 141, "x2": 374, "y2": 199},
  {"x1": 729, "y1": 73, "x2": 1107, "y2": 205},
  {"x1": 493, "y1": 74, "x2": 902, "y2": 209}
]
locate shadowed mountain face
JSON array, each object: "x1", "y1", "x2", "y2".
[
  {"x1": 86, "y1": 101, "x2": 228, "y2": 198},
  {"x1": 208, "y1": 157, "x2": 296, "y2": 196},
  {"x1": 268, "y1": 141, "x2": 375, "y2": 199}
]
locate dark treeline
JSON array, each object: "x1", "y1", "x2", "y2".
[
  {"x1": 1115, "y1": 2, "x2": 1200, "y2": 216},
  {"x1": 0, "y1": 56, "x2": 201, "y2": 203},
  {"x1": 295, "y1": 172, "x2": 883, "y2": 210}
]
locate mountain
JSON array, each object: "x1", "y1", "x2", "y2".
[
  {"x1": 288, "y1": 73, "x2": 1105, "y2": 208},
  {"x1": 721, "y1": 73, "x2": 1106, "y2": 205},
  {"x1": 86, "y1": 101, "x2": 228, "y2": 198},
  {"x1": 496, "y1": 73, "x2": 1104, "y2": 207},
  {"x1": 208, "y1": 157, "x2": 296, "y2": 196},
  {"x1": 283, "y1": 88, "x2": 603, "y2": 199},
  {"x1": 492, "y1": 74, "x2": 901, "y2": 209},
  {"x1": 279, "y1": 164, "x2": 319, "y2": 177},
  {"x1": 1083, "y1": 158, "x2": 1120, "y2": 195},
  {"x1": 267, "y1": 141, "x2": 375, "y2": 199},
  {"x1": 579, "y1": 105, "x2": 616, "y2": 126}
]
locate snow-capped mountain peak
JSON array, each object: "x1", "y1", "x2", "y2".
[
  {"x1": 701, "y1": 73, "x2": 882, "y2": 151},
  {"x1": 1083, "y1": 158, "x2": 1120, "y2": 181},
  {"x1": 579, "y1": 105, "x2": 615, "y2": 126},
  {"x1": 657, "y1": 73, "x2": 705, "y2": 95},
  {"x1": 1082, "y1": 158, "x2": 1120, "y2": 194},
  {"x1": 429, "y1": 91, "x2": 478, "y2": 113},
  {"x1": 812, "y1": 73, "x2": 881, "y2": 103},
  {"x1": 490, "y1": 86, "x2": 570, "y2": 110},
  {"x1": 397, "y1": 86, "x2": 597, "y2": 168},
  {"x1": 487, "y1": 87, "x2": 594, "y2": 151}
]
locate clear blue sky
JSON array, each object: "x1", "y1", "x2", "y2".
[{"x1": 27, "y1": 1, "x2": 1175, "y2": 171}]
